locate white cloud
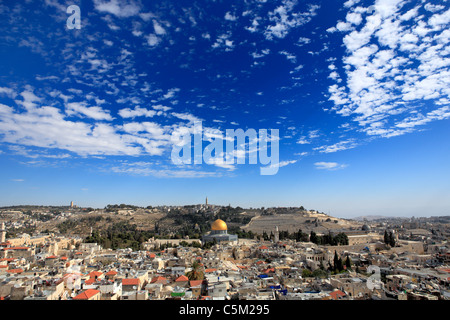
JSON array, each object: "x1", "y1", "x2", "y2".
[
  {"x1": 0, "y1": 101, "x2": 141, "y2": 156},
  {"x1": 314, "y1": 162, "x2": 347, "y2": 170},
  {"x1": 264, "y1": 2, "x2": 320, "y2": 40},
  {"x1": 93, "y1": 0, "x2": 141, "y2": 18},
  {"x1": 66, "y1": 102, "x2": 113, "y2": 121},
  {"x1": 118, "y1": 107, "x2": 157, "y2": 119},
  {"x1": 0, "y1": 87, "x2": 17, "y2": 98},
  {"x1": 225, "y1": 12, "x2": 238, "y2": 21},
  {"x1": 153, "y1": 20, "x2": 166, "y2": 35},
  {"x1": 152, "y1": 105, "x2": 172, "y2": 112},
  {"x1": 279, "y1": 50, "x2": 297, "y2": 63},
  {"x1": 109, "y1": 161, "x2": 224, "y2": 178},
  {"x1": 424, "y1": 3, "x2": 445, "y2": 13},
  {"x1": 343, "y1": 0, "x2": 360, "y2": 8},
  {"x1": 297, "y1": 129, "x2": 320, "y2": 144},
  {"x1": 146, "y1": 34, "x2": 160, "y2": 46},
  {"x1": 298, "y1": 37, "x2": 311, "y2": 45},
  {"x1": 314, "y1": 139, "x2": 358, "y2": 153},
  {"x1": 211, "y1": 33, "x2": 235, "y2": 51},
  {"x1": 251, "y1": 48, "x2": 270, "y2": 59},
  {"x1": 328, "y1": 2, "x2": 450, "y2": 141},
  {"x1": 163, "y1": 88, "x2": 180, "y2": 100},
  {"x1": 171, "y1": 112, "x2": 201, "y2": 123},
  {"x1": 278, "y1": 160, "x2": 297, "y2": 168},
  {"x1": 346, "y1": 12, "x2": 362, "y2": 25}
]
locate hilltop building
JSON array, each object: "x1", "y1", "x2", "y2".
[{"x1": 202, "y1": 219, "x2": 238, "y2": 245}]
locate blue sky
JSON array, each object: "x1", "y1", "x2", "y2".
[{"x1": 0, "y1": 0, "x2": 449, "y2": 218}]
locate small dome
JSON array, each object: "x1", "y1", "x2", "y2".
[{"x1": 211, "y1": 219, "x2": 227, "y2": 231}]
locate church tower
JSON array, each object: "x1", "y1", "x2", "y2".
[
  {"x1": 274, "y1": 226, "x2": 279, "y2": 243},
  {"x1": 205, "y1": 197, "x2": 208, "y2": 206},
  {"x1": 1, "y1": 222, "x2": 6, "y2": 243}
]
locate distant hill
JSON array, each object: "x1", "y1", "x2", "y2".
[{"x1": 352, "y1": 215, "x2": 401, "y2": 221}]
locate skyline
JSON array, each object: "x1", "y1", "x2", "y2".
[{"x1": 0, "y1": 0, "x2": 449, "y2": 218}]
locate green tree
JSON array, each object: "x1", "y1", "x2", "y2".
[
  {"x1": 389, "y1": 232, "x2": 396, "y2": 247},
  {"x1": 302, "y1": 269, "x2": 312, "y2": 277},
  {"x1": 312, "y1": 269, "x2": 328, "y2": 279},
  {"x1": 345, "y1": 256, "x2": 352, "y2": 270},
  {"x1": 310, "y1": 231, "x2": 318, "y2": 244},
  {"x1": 384, "y1": 230, "x2": 389, "y2": 245},
  {"x1": 333, "y1": 251, "x2": 344, "y2": 272}
]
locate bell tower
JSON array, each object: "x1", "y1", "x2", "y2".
[{"x1": 0, "y1": 222, "x2": 6, "y2": 243}]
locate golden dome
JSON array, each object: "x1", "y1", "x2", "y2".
[{"x1": 211, "y1": 219, "x2": 227, "y2": 231}]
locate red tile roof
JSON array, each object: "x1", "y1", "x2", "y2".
[
  {"x1": 329, "y1": 290, "x2": 346, "y2": 300},
  {"x1": 204, "y1": 268, "x2": 217, "y2": 273},
  {"x1": 175, "y1": 275, "x2": 189, "y2": 282},
  {"x1": 151, "y1": 276, "x2": 168, "y2": 284},
  {"x1": 122, "y1": 278, "x2": 140, "y2": 286},
  {"x1": 106, "y1": 270, "x2": 118, "y2": 276},
  {"x1": 189, "y1": 280, "x2": 204, "y2": 287},
  {"x1": 88, "y1": 271, "x2": 103, "y2": 278},
  {"x1": 73, "y1": 289, "x2": 100, "y2": 300},
  {"x1": 84, "y1": 278, "x2": 97, "y2": 285},
  {"x1": 7, "y1": 268, "x2": 24, "y2": 274}
]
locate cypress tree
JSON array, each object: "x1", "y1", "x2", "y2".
[
  {"x1": 333, "y1": 251, "x2": 339, "y2": 272},
  {"x1": 345, "y1": 256, "x2": 352, "y2": 269}
]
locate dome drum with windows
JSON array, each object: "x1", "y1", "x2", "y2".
[{"x1": 202, "y1": 219, "x2": 238, "y2": 244}]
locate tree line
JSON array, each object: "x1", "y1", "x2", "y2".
[
  {"x1": 310, "y1": 231, "x2": 349, "y2": 246},
  {"x1": 260, "y1": 229, "x2": 349, "y2": 246}
]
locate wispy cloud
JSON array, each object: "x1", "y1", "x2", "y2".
[
  {"x1": 314, "y1": 139, "x2": 358, "y2": 153},
  {"x1": 314, "y1": 162, "x2": 347, "y2": 170},
  {"x1": 264, "y1": 2, "x2": 320, "y2": 40},
  {"x1": 109, "y1": 161, "x2": 225, "y2": 178}
]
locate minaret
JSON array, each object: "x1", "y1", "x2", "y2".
[
  {"x1": 1, "y1": 222, "x2": 6, "y2": 243},
  {"x1": 206, "y1": 197, "x2": 208, "y2": 206}
]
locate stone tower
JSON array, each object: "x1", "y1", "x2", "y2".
[
  {"x1": 274, "y1": 226, "x2": 279, "y2": 243},
  {"x1": 1, "y1": 222, "x2": 6, "y2": 243}
]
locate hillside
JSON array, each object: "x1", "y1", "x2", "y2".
[{"x1": 1, "y1": 205, "x2": 362, "y2": 240}]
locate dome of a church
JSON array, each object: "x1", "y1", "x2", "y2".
[{"x1": 211, "y1": 219, "x2": 227, "y2": 231}]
